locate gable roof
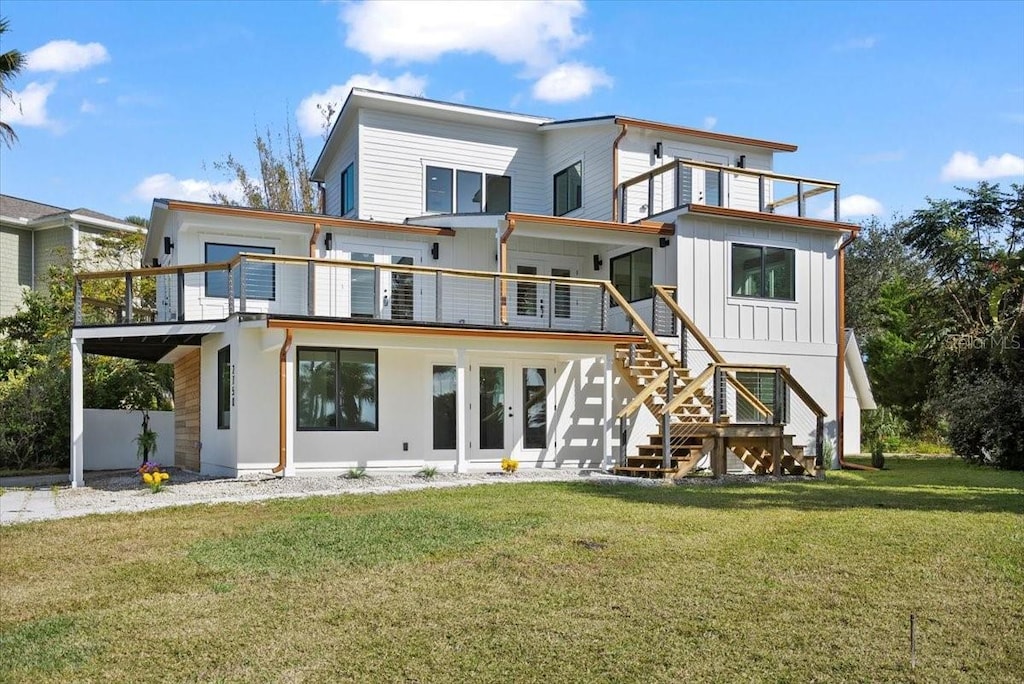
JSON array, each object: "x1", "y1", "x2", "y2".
[{"x1": 0, "y1": 194, "x2": 140, "y2": 232}]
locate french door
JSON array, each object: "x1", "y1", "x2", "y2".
[
  {"x1": 322, "y1": 244, "x2": 424, "y2": 320},
  {"x1": 473, "y1": 362, "x2": 553, "y2": 464},
  {"x1": 508, "y1": 257, "x2": 577, "y2": 328}
]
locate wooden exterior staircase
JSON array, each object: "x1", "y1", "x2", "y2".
[{"x1": 611, "y1": 286, "x2": 826, "y2": 480}]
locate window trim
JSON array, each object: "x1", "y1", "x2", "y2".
[
  {"x1": 296, "y1": 346, "x2": 379, "y2": 432},
  {"x1": 553, "y1": 161, "x2": 583, "y2": 216},
  {"x1": 423, "y1": 163, "x2": 512, "y2": 215},
  {"x1": 203, "y1": 242, "x2": 276, "y2": 301},
  {"x1": 609, "y1": 247, "x2": 654, "y2": 306},
  {"x1": 730, "y1": 242, "x2": 797, "y2": 302},
  {"x1": 340, "y1": 163, "x2": 355, "y2": 215},
  {"x1": 217, "y1": 345, "x2": 231, "y2": 430}
]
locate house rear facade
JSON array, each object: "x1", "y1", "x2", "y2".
[{"x1": 69, "y1": 89, "x2": 871, "y2": 485}]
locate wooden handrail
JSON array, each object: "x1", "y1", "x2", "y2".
[
  {"x1": 780, "y1": 368, "x2": 826, "y2": 417},
  {"x1": 661, "y1": 364, "x2": 716, "y2": 415},
  {"x1": 76, "y1": 260, "x2": 233, "y2": 281},
  {"x1": 616, "y1": 368, "x2": 672, "y2": 419},
  {"x1": 653, "y1": 286, "x2": 725, "y2": 363},
  {"x1": 605, "y1": 286, "x2": 680, "y2": 368},
  {"x1": 619, "y1": 158, "x2": 839, "y2": 192}
]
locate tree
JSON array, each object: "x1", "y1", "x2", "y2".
[
  {"x1": 210, "y1": 118, "x2": 316, "y2": 213},
  {"x1": 901, "y1": 183, "x2": 1024, "y2": 469},
  {"x1": 0, "y1": 17, "x2": 27, "y2": 147},
  {"x1": 0, "y1": 231, "x2": 172, "y2": 471}
]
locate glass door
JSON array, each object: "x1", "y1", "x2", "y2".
[
  {"x1": 476, "y1": 365, "x2": 511, "y2": 462},
  {"x1": 473, "y1": 363, "x2": 551, "y2": 465}
]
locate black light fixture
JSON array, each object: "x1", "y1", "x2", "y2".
[
  {"x1": 653, "y1": 141, "x2": 663, "y2": 159},
  {"x1": 737, "y1": 154, "x2": 746, "y2": 169},
  {"x1": 163, "y1": 237, "x2": 174, "y2": 255},
  {"x1": 151, "y1": 258, "x2": 160, "y2": 267},
  {"x1": 324, "y1": 232, "x2": 333, "y2": 250},
  {"x1": 659, "y1": 237, "x2": 671, "y2": 248},
  {"x1": 593, "y1": 254, "x2": 603, "y2": 271},
  {"x1": 431, "y1": 242, "x2": 440, "y2": 260}
]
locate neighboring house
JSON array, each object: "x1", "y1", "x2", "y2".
[
  {"x1": 68, "y1": 89, "x2": 874, "y2": 485},
  {"x1": 844, "y1": 330, "x2": 876, "y2": 454},
  {"x1": 0, "y1": 194, "x2": 143, "y2": 317}
]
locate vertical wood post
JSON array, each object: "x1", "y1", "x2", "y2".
[
  {"x1": 662, "y1": 370, "x2": 674, "y2": 469},
  {"x1": 758, "y1": 174, "x2": 766, "y2": 212},
  {"x1": 124, "y1": 273, "x2": 133, "y2": 323},
  {"x1": 548, "y1": 280, "x2": 556, "y2": 329},
  {"x1": 176, "y1": 269, "x2": 185, "y2": 321},
  {"x1": 834, "y1": 186, "x2": 841, "y2": 222},
  {"x1": 306, "y1": 261, "x2": 316, "y2": 316},
  {"x1": 238, "y1": 256, "x2": 248, "y2": 313},
  {"x1": 493, "y1": 275, "x2": 501, "y2": 326},
  {"x1": 73, "y1": 277, "x2": 83, "y2": 324},
  {"x1": 435, "y1": 272, "x2": 444, "y2": 323},
  {"x1": 797, "y1": 180, "x2": 806, "y2": 217},
  {"x1": 372, "y1": 265, "x2": 381, "y2": 319},
  {"x1": 227, "y1": 266, "x2": 235, "y2": 315}
]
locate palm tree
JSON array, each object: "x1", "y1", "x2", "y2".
[{"x1": 1, "y1": 17, "x2": 27, "y2": 148}]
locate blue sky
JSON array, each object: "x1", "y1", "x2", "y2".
[{"x1": 1, "y1": 0, "x2": 1022, "y2": 222}]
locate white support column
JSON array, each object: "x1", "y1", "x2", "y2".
[
  {"x1": 455, "y1": 348, "x2": 468, "y2": 473},
  {"x1": 602, "y1": 353, "x2": 614, "y2": 470},
  {"x1": 70, "y1": 336, "x2": 85, "y2": 487},
  {"x1": 284, "y1": 343, "x2": 296, "y2": 477}
]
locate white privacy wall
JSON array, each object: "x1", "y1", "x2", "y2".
[
  {"x1": 358, "y1": 109, "x2": 546, "y2": 223},
  {"x1": 83, "y1": 409, "x2": 174, "y2": 470}
]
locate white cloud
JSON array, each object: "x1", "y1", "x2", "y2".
[
  {"x1": 532, "y1": 63, "x2": 612, "y2": 102},
  {"x1": 342, "y1": 0, "x2": 586, "y2": 69},
  {"x1": 702, "y1": 115, "x2": 717, "y2": 130},
  {"x1": 26, "y1": 40, "x2": 110, "y2": 73},
  {"x1": 834, "y1": 36, "x2": 878, "y2": 51},
  {"x1": 132, "y1": 173, "x2": 243, "y2": 203},
  {"x1": 296, "y1": 72, "x2": 427, "y2": 136},
  {"x1": 0, "y1": 81, "x2": 56, "y2": 128},
  {"x1": 941, "y1": 151, "x2": 1024, "y2": 180},
  {"x1": 80, "y1": 99, "x2": 98, "y2": 114},
  {"x1": 834, "y1": 194, "x2": 884, "y2": 219}
]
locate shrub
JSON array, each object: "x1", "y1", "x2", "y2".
[
  {"x1": 345, "y1": 467, "x2": 367, "y2": 479},
  {"x1": 417, "y1": 466, "x2": 438, "y2": 479},
  {"x1": 871, "y1": 442, "x2": 886, "y2": 470},
  {"x1": 945, "y1": 370, "x2": 1024, "y2": 470}
]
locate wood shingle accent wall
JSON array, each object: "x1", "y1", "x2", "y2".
[{"x1": 173, "y1": 349, "x2": 201, "y2": 471}]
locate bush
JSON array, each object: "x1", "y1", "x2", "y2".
[
  {"x1": 871, "y1": 442, "x2": 886, "y2": 470},
  {"x1": 945, "y1": 370, "x2": 1024, "y2": 470},
  {"x1": 862, "y1": 407, "x2": 907, "y2": 453}
]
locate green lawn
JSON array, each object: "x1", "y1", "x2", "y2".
[{"x1": 1, "y1": 457, "x2": 1021, "y2": 682}]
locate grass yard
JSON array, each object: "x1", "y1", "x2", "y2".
[{"x1": 1, "y1": 457, "x2": 1022, "y2": 683}]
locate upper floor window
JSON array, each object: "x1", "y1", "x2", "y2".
[
  {"x1": 340, "y1": 163, "x2": 355, "y2": 215},
  {"x1": 610, "y1": 247, "x2": 653, "y2": 304},
  {"x1": 426, "y1": 165, "x2": 511, "y2": 214},
  {"x1": 731, "y1": 244, "x2": 795, "y2": 300},
  {"x1": 205, "y1": 243, "x2": 275, "y2": 300},
  {"x1": 553, "y1": 161, "x2": 582, "y2": 216}
]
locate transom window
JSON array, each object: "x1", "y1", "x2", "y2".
[
  {"x1": 553, "y1": 161, "x2": 582, "y2": 216},
  {"x1": 340, "y1": 163, "x2": 355, "y2": 215},
  {"x1": 297, "y1": 348, "x2": 378, "y2": 431},
  {"x1": 425, "y1": 165, "x2": 511, "y2": 214},
  {"x1": 610, "y1": 247, "x2": 653, "y2": 304},
  {"x1": 204, "y1": 243, "x2": 275, "y2": 300},
  {"x1": 731, "y1": 244, "x2": 796, "y2": 300}
]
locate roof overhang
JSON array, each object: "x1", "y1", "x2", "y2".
[
  {"x1": 680, "y1": 204, "x2": 860, "y2": 234},
  {"x1": 73, "y1": 321, "x2": 225, "y2": 362},
  {"x1": 845, "y1": 330, "x2": 876, "y2": 409},
  {"x1": 505, "y1": 212, "x2": 673, "y2": 238},
  {"x1": 614, "y1": 116, "x2": 798, "y2": 153}
]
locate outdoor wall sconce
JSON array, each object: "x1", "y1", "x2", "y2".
[
  {"x1": 151, "y1": 258, "x2": 160, "y2": 267},
  {"x1": 737, "y1": 154, "x2": 746, "y2": 168},
  {"x1": 163, "y1": 237, "x2": 174, "y2": 255},
  {"x1": 324, "y1": 232, "x2": 333, "y2": 250},
  {"x1": 659, "y1": 237, "x2": 671, "y2": 248},
  {"x1": 431, "y1": 242, "x2": 440, "y2": 260},
  {"x1": 593, "y1": 254, "x2": 603, "y2": 271},
  {"x1": 653, "y1": 141, "x2": 663, "y2": 159}
]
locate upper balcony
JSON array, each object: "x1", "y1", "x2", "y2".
[
  {"x1": 72, "y1": 253, "x2": 681, "y2": 341},
  {"x1": 618, "y1": 159, "x2": 842, "y2": 225}
]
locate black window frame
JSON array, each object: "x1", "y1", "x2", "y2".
[
  {"x1": 425, "y1": 164, "x2": 512, "y2": 215},
  {"x1": 432, "y1": 364, "x2": 457, "y2": 450},
  {"x1": 204, "y1": 242, "x2": 276, "y2": 300},
  {"x1": 217, "y1": 345, "x2": 231, "y2": 430},
  {"x1": 730, "y1": 243, "x2": 796, "y2": 301},
  {"x1": 296, "y1": 347, "x2": 379, "y2": 432},
  {"x1": 553, "y1": 161, "x2": 583, "y2": 216},
  {"x1": 609, "y1": 247, "x2": 653, "y2": 306},
  {"x1": 340, "y1": 163, "x2": 355, "y2": 215}
]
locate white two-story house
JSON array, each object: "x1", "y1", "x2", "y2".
[{"x1": 69, "y1": 89, "x2": 873, "y2": 485}]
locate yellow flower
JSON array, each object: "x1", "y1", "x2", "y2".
[
  {"x1": 142, "y1": 473, "x2": 153, "y2": 484},
  {"x1": 160, "y1": 472, "x2": 170, "y2": 481}
]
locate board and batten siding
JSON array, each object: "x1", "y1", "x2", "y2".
[
  {"x1": 674, "y1": 215, "x2": 838, "y2": 347},
  {"x1": 357, "y1": 109, "x2": 546, "y2": 223},
  {"x1": 541, "y1": 125, "x2": 616, "y2": 221}
]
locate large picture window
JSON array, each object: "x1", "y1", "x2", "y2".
[
  {"x1": 426, "y1": 165, "x2": 511, "y2": 214},
  {"x1": 731, "y1": 244, "x2": 795, "y2": 300},
  {"x1": 609, "y1": 247, "x2": 653, "y2": 304},
  {"x1": 340, "y1": 163, "x2": 355, "y2": 215},
  {"x1": 204, "y1": 243, "x2": 275, "y2": 300},
  {"x1": 297, "y1": 348, "x2": 378, "y2": 431},
  {"x1": 217, "y1": 345, "x2": 230, "y2": 429},
  {"x1": 553, "y1": 161, "x2": 582, "y2": 216}
]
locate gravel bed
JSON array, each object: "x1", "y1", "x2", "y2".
[{"x1": 3, "y1": 467, "x2": 814, "y2": 525}]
